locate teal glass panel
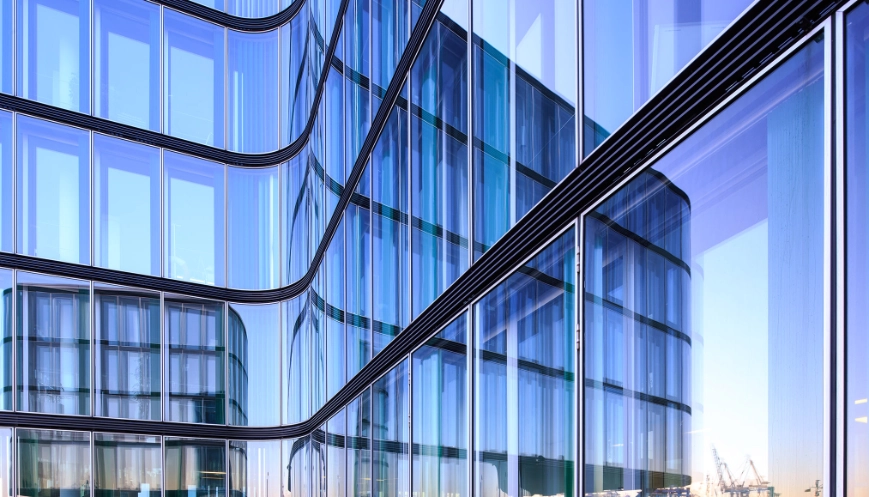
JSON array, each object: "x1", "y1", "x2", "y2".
[
  {"x1": 94, "y1": 433, "x2": 162, "y2": 497},
  {"x1": 94, "y1": 283, "x2": 161, "y2": 420},
  {"x1": 229, "y1": 303, "x2": 280, "y2": 426},
  {"x1": 229, "y1": 29, "x2": 278, "y2": 153},
  {"x1": 94, "y1": 0, "x2": 160, "y2": 130},
  {"x1": 17, "y1": 116, "x2": 90, "y2": 265},
  {"x1": 17, "y1": 271, "x2": 90, "y2": 415},
  {"x1": 164, "y1": 10, "x2": 225, "y2": 148},
  {"x1": 94, "y1": 134, "x2": 160, "y2": 276},
  {"x1": 165, "y1": 439, "x2": 226, "y2": 497},
  {"x1": 165, "y1": 296, "x2": 225, "y2": 424},
  {"x1": 164, "y1": 152, "x2": 225, "y2": 287},
  {"x1": 17, "y1": 0, "x2": 89, "y2": 112},
  {"x1": 475, "y1": 231, "x2": 575, "y2": 497},
  {"x1": 585, "y1": 38, "x2": 824, "y2": 496},
  {"x1": 412, "y1": 315, "x2": 467, "y2": 497},
  {"x1": 18, "y1": 430, "x2": 89, "y2": 496},
  {"x1": 228, "y1": 166, "x2": 279, "y2": 290}
]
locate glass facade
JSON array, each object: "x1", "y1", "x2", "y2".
[{"x1": 0, "y1": 1, "x2": 855, "y2": 497}]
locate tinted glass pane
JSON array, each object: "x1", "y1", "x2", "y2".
[
  {"x1": 410, "y1": 19, "x2": 469, "y2": 317},
  {"x1": 164, "y1": 10, "x2": 225, "y2": 148},
  {"x1": 165, "y1": 296, "x2": 225, "y2": 424},
  {"x1": 0, "y1": 270, "x2": 10, "y2": 410},
  {"x1": 227, "y1": 0, "x2": 279, "y2": 18},
  {"x1": 18, "y1": 430, "x2": 89, "y2": 496},
  {"x1": 412, "y1": 315, "x2": 467, "y2": 497},
  {"x1": 229, "y1": 29, "x2": 278, "y2": 153},
  {"x1": 228, "y1": 303, "x2": 280, "y2": 426},
  {"x1": 94, "y1": 284, "x2": 160, "y2": 420},
  {"x1": 0, "y1": 112, "x2": 10, "y2": 253},
  {"x1": 0, "y1": 429, "x2": 11, "y2": 497},
  {"x1": 94, "y1": 135, "x2": 160, "y2": 276},
  {"x1": 229, "y1": 441, "x2": 281, "y2": 497},
  {"x1": 17, "y1": 0, "x2": 89, "y2": 112},
  {"x1": 373, "y1": 360, "x2": 408, "y2": 497},
  {"x1": 583, "y1": 0, "x2": 751, "y2": 154},
  {"x1": 325, "y1": 67, "x2": 345, "y2": 202},
  {"x1": 94, "y1": 0, "x2": 159, "y2": 130},
  {"x1": 0, "y1": 0, "x2": 10, "y2": 94},
  {"x1": 327, "y1": 410, "x2": 346, "y2": 497},
  {"x1": 347, "y1": 389, "x2": 370, "y2": 497},
  {"x1": 228, "y1": 166, "x2": 279, "y2": 289},
  {"x1": 281, "y1": 12, "x2": 311, "y2": 145},
  {"x1": 372, "y1": 0, "x2": 407, "y2": 93},
  {"x1": 165, "y1": 439, "x2": 226, "y2": 497},
  {"x1": 164, "y1": 152, "x2": 225, "y2": 287},
  {"x1": 847, "y1": 4, "x2": 869, "y2": 493},
  {"x1": 475, "y1": 231, "x2": 575, "y2": 497},
  {"x1": 585, "y1": 39, "x2": 824, "y2": 496},
  {"x1": 284, "y1": 437, "x2": 310, "y2": 497},
  {"x1": 284, "y1": 295, "x2": 309, "y2": 424},
  {"x1": 17, "y1": 116, "x2": 90, "y2": 265},
  {"x1": 17, "y1": 271, "x2": 90, "y2": 415},
  {"x1": 94, "y1": 433, "x2": 162, "y2": 497},
  {"x1": 283, "y1": 154, "x2": 310, "y2": 284}
]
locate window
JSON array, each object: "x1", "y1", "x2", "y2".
[
  {"x1": 94, "y1": 134, "x2": 160, "y2": 276},
  {"x1": 17, "y1": 116, "x2": 90, "y2": 265},
  {"x1": 164, "y1": 152, "x2": 225, "y2": 287},
  {"x1": 94, "y1": 0, "x2": 160, "y2": 130},
  {"x1": 228, "y1": 166, "x2": 279, "y2": 290},
  {"x1": 228, "y1": 29, "x2": 278, "y2": 153},
  {"x1": 18, "y1": 430, "x2": 89, "y2": 496},
  {"x1": 94, "y1": 433, "x2": 162, "y2": 497},
  {"x1": 94, "y1": 284, "x2": 161, "y2": 420},
  {"x1": 228, "y1": 303, "x2": 280, "y2": 426},
  {"x1": 165, "y1": 439, "x2": 226, "y2": 497},
  {"x1": 229, "y1": 441, "x2": 281, "y2": 497},
  {"x1": 17, "y1": 0, "x2": 89, "y2": 112}
]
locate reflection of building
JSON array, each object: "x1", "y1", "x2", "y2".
[
  {"x1": 229, "y1": 307, "x2": 250, "y2": 426},
  {"x1": 585, "y1": 170, "x2": 692, "y2": 495}
]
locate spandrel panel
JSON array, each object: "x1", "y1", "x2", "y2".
[{"x1": 17, "y1": 271, "x2": 90, "y2": 415}]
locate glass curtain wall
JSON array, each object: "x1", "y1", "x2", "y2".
[
  {"x1": 227, "y1": 166, "x2": 279, "y2": 290},
  {"x1": 18, "y1": 429, "x2": 90, "y2": 497},
  {"x1": 229, "y1": 440, "x2": 281, "y2": 497},
  {"x1": 229, "y1": 30, "x2": 279, "y2": 153},
  {"x1": 228, "y1": 303, "x2": 280, "y2": 427},
  {"x1": 165, "y1": 438, "x2": 227, "y2": 497},
  {"x1": 584, "y1": 36, "x2": 824, "y2": 497},
  {"x1": 94, "y1": 433, "x2": 162, "y2": 497}
]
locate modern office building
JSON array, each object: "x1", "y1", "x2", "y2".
[{"x1": 0, "y1": 0, "x2": 858, "y2": 496}]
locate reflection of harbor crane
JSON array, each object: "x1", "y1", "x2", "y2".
[{"x1": 711, "y1": 447, "x2": 774, "y2": 497}]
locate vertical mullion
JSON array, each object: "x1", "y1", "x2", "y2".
[{"x1": 834, "y1": 7, "x2": 847, "y2": 497}]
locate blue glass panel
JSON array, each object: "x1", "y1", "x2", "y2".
[
  {"x1": 17, "y1": 116, "x2": 89, "y2": 265},
  {"x1": 345, "y1": 77, "x2": 371, "y2": 179},
  {"x1": 94, "y1": 134, "x2": 160, "y2": 276},
  {"x1": 18, "y1": 430, "x2": 89, "y2": 495},
  {"x1": 228, "y1": 166, "x2": 279, "y2": 290},
  {"x1": 229, "y1": 29, "x2": 278, "y2": 153},
  {"x1": 17, "y1": 271, "x2": 91, "y2": 415},
  {"x1": 326, "y1": 315, "x2": 345, "y2": 400},
  {"x1": 326, "y1": 67, "x2": 345, "y2": 212},
  {"x1": 0, "y1": 269, "x2": 11, "y2": 410},
  {"x1": 228, "y1": 0, "x2": 279, "y2": 17},
  {"x1": 94, "y1": 0, "x2": 159, "y2": 130},
  {"x1": 188, "y1": 0, "x2": 225, "y2": 12},
  {"x1": 412, "y1": 314, "x2": 467, "y2": 497},
  {"x1": 283, "y1": 154, "x2": 310, "y2": 284},
  {"x1": 284, "y1": 295, "x2": 310, "y2": 424},
  {"x1": 0, "y1": 112, "x2": 11, "y2": 253},
  {"x1": 282, "y1": 12, "x2": 310, "y2": 146},
  {"x1": 229, "y1": 303, "x2": 280, "y2": 426},
  {"x1": 165, "y1": 438, "x2": 226, "y2": 497},
  {"x1": 586, "y1": 39, "x2": 824, "y2": 496},
  {"x1": 372, "y1": 360, "x2": 408, "y2": 497},
  {"x1": 310, "y1": 269, "x2": 326, "y2": 414},
  {"x1": 347, "y1": 389, "x2": 371, "y2": 497},
  {"x1": 17, "y1": 0, "x2": 89, "y2": 112},
  {"x1": 284, "y1": 437, "x2": 311, "y2": 497},
  {"x1": 164, "y1": 152, "x2": 225, "y2": 287},
  {"x1": 474, "y1": 231, "x2": 575, "y2": 497},
  {"x1": 583, "y1": 0, "x2": 751, "y2": 154},
  {"x1": 94, "y1": 283, "x2": 160, "y2": 420},
  {"x1": 372, "y1": 0, "x2": 407, "y2": 92},
  {"x1": 327, "y1": 409, "x2": 346, "y2": 497},
  {"x1": 165, "y1": 296, "x2": 225, "y2": 424},
  {"x1": 164, "y1": 10, "x2": 225, "y2": 148},
  {"x1": 346, "y1": 195, "x2": 370, "y2": 375},
  {"x1": 0, "y1": 0, "x2": 12, "y2": 94},
  {"x1": 229, "y1": 441, "x2": 281, "y2": 497}
]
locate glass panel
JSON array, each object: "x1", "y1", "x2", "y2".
[
  {"x1": 283, "y1": 154, "x2": 310, "y2": 285},
  {"x1": 188, "y1": 0, "x2": 224, "y2": 13},
  {"x1": 94, "y1": 283, "x2": 160, "y2": 420},
  {"x1": 347, "y1": 389, "x2": 370, "y2": 497},
  {"x1": 0, "y1": 270, "x2": 10, "y2": 410},
  {"x1": 0, "y1": 0, "x2": 10, "y2": 94},
  {"x1": 165, "y1": 296, "x2": 225, "y2": 424},
  {"x1": 310, "y1": 278, "x2": 325, "y2": 414},
  {"x1": 94, "y1": 134, "x2": 160, "y2": 276},
  {"x1": 18, "y1": 430, "x2": 89, "y2": 497},
  {"x1": 585, "y1": 39, "x2": 824, "y2": 497},
  {"x1": 327, "y1": 410, "x2": 346, "y2": 497},
  {"x1": 17, "y1": 271, "x2": 90, "y2": 415},
  {"x1": 847, "y1": 4, "x2": 869, "y2": 494},
  {"x1": 227, "y1": 0, "x2": 279, "y2": 18},
  {"x1": 583, "y1": 0, "x2": 752, "y2": 154},
  {"x1": 372, "y1": 0, "x2": 407, "y2": 93},
  {"x1": 228, "y1": 29, "x2": 278, "y2": 153},
  {"x1": 281, "y1": 10, "x2": 311, "y2": 146},
  {"x1": 412, "y1": 314, "x2": 467, "y2": 497},
  {"x1": 94, "y1": 433, "x2": 162, "y2": 497},
  {"x1": 313, "y1": 425, "x2": 326, "y2": 497},
  {"x1": 0, "y1": 112, "x2": 10, "y2": 253},
  {"x1": 284, "y1": 295, "x2": 309, "y2": 424},
  {"x1": 164, "y1": 152, "x2": 225, "y2": 287},
  {"x1": 325, "y1": 67, "x2": 345, "y2": 209},
  {"x1": 475, "y1": 231, "x2": 575, "y2": 497},
  {"x1": 410, "y1": 18, "x2": 469, "y2": 318},
  {"x1": 17, "y1": 0, "x2": 89, "y2": 112},
  {"x1": 283, "y1": 437, "x2": 310, "y2": 497},
  {"x1": 164, "y1": 10, "x2": 225, "y2": 148},
  {"x1": 373, "y1": 105, "x2": 409, "y2": 350},
  {"x1": 228, "y1": 441, "x2": 281, "y2": 497},
  {"x1": 373, "y1": 360, "x2": 408, "y2": 497},
  {"x1": 472, "y1": 0, "x2": 576, "y2": 259},
  {"x1": 228, "y1": 303, "x2": 280, "y2": 426},
  {"x1": 94, "y1": 0, "x2": 159, "y2": 130},
  {"x1": 165, "y1": 439, "x2": 226, "y2": 497},
  {"x1": 0, "y1": 429, "x2": 11, "y2": 497},
  {"x1": 227, "y1": 166, "x2": 279, "y2": 290},
  {"x1": 17, "y1": 116, "x2": 90, "y2": 265}
]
